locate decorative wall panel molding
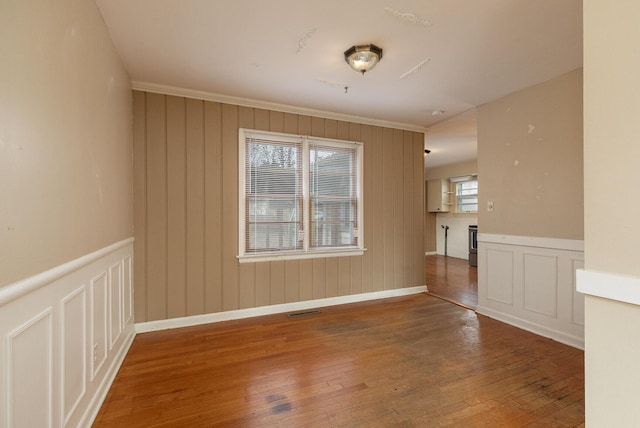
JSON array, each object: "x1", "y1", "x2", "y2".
[
  {"x1": 476, "y1": 234, "x2": 584, "y2": 349},
  {"x1": 6, "y1": 308, "x2": 53, "y2": 428},
  {"x1": 0, "y1": 238, "x2": 134, "y2": 428},
  {"x1": 486, "y1": 249, "x2": 514, "y2": 305},
  {"x1": 109, "y1": 262, "x2": 123, "y2": 350},
  {"x1": 123, "y1": 256, "x2": 133, "y2": 326},
  {"x1": 523, "y1": 254, "x2": 558, "y2": 317},
  {"x1": 62, "y1": 286, "x2": 86, "y2": 426},
  {"x1": 91, "y1": 272, "x2": 108, "y2": 381}
]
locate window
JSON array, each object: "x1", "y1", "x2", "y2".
[
  {"x1": 451, "y1": 176, "x2": 478, "y2": 213},
  {"x1": 238, "y1": 129, "x2": 364, "y2": 262}
]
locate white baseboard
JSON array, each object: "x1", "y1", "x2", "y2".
[
  {"x1": 476, "y1": 305, "x2": 584, "y2": 350},
  {"x1": 425, "y1": 251, "x2": 437, "y2": 256},
  {"x1": 136, "y1": 285, "x2": 427, "y2": 333}
]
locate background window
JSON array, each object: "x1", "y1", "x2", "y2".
[{"x1": 452, "y1": 177, "x2": 478, "y2": 213}]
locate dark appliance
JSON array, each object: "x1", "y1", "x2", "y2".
[{"x1": 468, "y1": 225, "x2": 478, "y2": 267}]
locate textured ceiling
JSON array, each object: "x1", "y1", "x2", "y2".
[{"x1": 96, "y1": 0, "x2": 582, "y2": 167}]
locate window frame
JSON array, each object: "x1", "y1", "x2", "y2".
[
  {"x1": 451, "y1": 176, "x2": 478, "y2": 214},
  {"x1": 238, "y1": 128, "x2": 365, "y2": 263}
]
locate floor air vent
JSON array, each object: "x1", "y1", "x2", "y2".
[{"x1": 287, "y1": 310, "x2": 321, "y2": 318}]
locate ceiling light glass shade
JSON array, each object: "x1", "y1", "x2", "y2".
[{"x1": 344, "y1": 44, "x2": 383, "y2": 75}]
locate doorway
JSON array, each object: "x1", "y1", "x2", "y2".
[{"x1": 425, "y1": 255, "x2": 477, "y2": 310}]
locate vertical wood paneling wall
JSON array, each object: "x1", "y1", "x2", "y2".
[{"x1": 133, "y1": 91, "x2": 425, "y2": 322}]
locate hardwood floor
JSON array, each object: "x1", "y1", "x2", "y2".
[
  {"x1": 94, "y1": 294, "x2": 584, "y2": 427},
  {"x1": 425, "y1": 255, "x2": 478, "y2": 310}
]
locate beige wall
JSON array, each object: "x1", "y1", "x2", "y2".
[
  {"x1": 424, "y1": 159, "x2": 478, "y2": 253},
  {"x1": 477, "y1": 69, "x2": 583, "y2": 240},
  {"x1": 133, "y1": 91, "x2": 425, "y2": 322},
  {"x1": 584, "y1": 1, "x2": 640, "y2": 425},
  {"x1": 0, "y1": 0, "x2": 133, "y2": 287}
]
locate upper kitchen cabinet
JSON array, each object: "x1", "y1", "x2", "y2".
[{"x1": 427, "y1": 179, "x2": 451, "y2": 212}]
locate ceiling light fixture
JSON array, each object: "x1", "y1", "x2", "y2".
[{"x1": 344, "y1": 44, "x2": 383, "y2": 75}]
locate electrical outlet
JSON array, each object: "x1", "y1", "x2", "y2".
[{"x1": 487, "y1": 201, "x2": 494, "y2": 212}]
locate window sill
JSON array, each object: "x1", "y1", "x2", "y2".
[{"x1": 237, "y1": 248, "x2": 366, "y2": 264}]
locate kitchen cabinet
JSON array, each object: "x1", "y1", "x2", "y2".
[{"x1": 427, "y1": 179, "x2": 451, "y2": 212}]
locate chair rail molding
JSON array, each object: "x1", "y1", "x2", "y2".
[{"x1": 577, "y1": 269, "x2": 640, "y2": 307}]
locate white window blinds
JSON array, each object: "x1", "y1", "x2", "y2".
[
  {"x1": 309, "y1": 142, "x2": 359, "y2": 249},
  {"x1": 244, "y1": 135, "x2": 303, "y2": 253}
]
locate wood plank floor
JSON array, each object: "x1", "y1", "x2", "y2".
[
  {"x1": 93, "y1": 294, "x2": 584, "y2": 427},
  {"x1": 426, "y1": 255, "x2": 478, "y2": 310}
]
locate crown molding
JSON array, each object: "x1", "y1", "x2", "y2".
[{"x1": 131, "y1": 81, "x2": 428, "y2": 134}]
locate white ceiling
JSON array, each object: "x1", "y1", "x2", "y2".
[{"x1": 96, "y1": 0, "x2": 582, "y2": 167}]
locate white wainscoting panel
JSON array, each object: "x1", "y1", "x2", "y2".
[
  {"x1": 523, "y1": 254, "x2": 558, "y2": 318},
  {"x1": 0, "y1": 238, "x2": 135, "y2": 428},
  {"x1": 90, "y1": 272, "x2": 109, "y2": 381},
  {"x1": 62, "y1": 286, "x2": 86, "y2": 426},
  {"x1": 477, "y1": 234, "x2": 584, "y2": 349},
  {"x1": 486, "y1": 249, "x2": 514, "y2": 305},
  {"x1": 123, "y1": 256, "x2": 133, "y2": 326},
  {"x1": 109, "y1": 262, "x2": 123, "y2": 350},
  {"x1": 6, "y1": 308, "x2": 53, "y2": 428}
]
